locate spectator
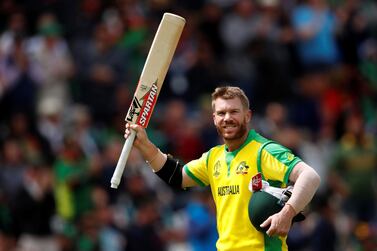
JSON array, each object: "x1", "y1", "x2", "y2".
[
  {"x1": 329, "y1": 110, "x2": 377, "y2": 222},
  {"x1": 27, "y1": 12, "x2": 74, "y2": 113},
  {"x1": 219, "y1": 0, "x2": 258, "y2": 93},
  {"x1": 53, "y1": 134, "x2": 93, "y2": 221},
  {"x1": 291, "y1": 0, "x2": 340, "y2": 71},
  {"x1": 37, "y1": 97, "x2": 65, "y2": 154},
  {"x1": 92, "y1": 186, "x2": 125, "y2": 251},
  {"x1": 0, "y1": 11, "x2": 27, "y2": 56},
  {"x1": 69, "y1": 105, "x2": 100, "y2": 158},
  {"x1": 0, "y1": 30, "x2": 37, "y2": 119},
  {"x1": 310, "y1": 192, "x2": 338, "y2": 251},
  {"x1": 197, "y1": 2, "x2": 225, "y2": 58},
  {"x1": 0, "y1": 138, "x2": 26, "y2": 199},
  {"x1": 185, "y1": 188, "x2": 217, "y2": 251},
  {"x1": 73, "y1": 21, "x2": 128, "y2": 125},
  {"x1": 124, "y1": 195, "x2": 165, "y2": 251},
  {"x1": 11, "y1": 163, "x2": 58, "y2": 251}
]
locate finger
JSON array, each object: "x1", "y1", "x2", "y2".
[
  {"x1": 260, "y1": 217, "x2": 272, "y2": 228},
  {"x1": 129, "y1": 123, "x2": 139, "y2": 130},
  {"x1": 124, "y1": 127, "x2": 132, "y2": 139},
  {"x1": 266, "y1": 229, "x2": 273, "y2": 236},
  {"x1": 130, "y1": 124, "x2": 145, "y2": 134},
  {"x1": 274, "y1": 228, "x2": 287, "y2": 237},
  {"x1": 266, "y1": 223, "x2": 276, "y2": 236}
]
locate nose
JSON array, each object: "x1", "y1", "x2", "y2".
[{"x1": 224, "y1": 112, "x2": 232, "y2": 121}]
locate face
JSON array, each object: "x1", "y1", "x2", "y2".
[{"x1": 213, "y1": 97, "x2": 251, "y2": 141}]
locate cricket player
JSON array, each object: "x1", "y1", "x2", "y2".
[{"x1": 124, "y1": 86, "x2": 321, "y2": 251}]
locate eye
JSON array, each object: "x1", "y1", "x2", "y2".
[
  {"x1": 217, "y1": 111, "x2": 225, "y2": 116},
  {"x1": 230, "y1": 109, "x2": 239, "y2": 115}
]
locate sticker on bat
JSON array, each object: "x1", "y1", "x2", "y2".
[
  {"x1": 126, "y1": 97, "x2": 142, "y2": 122},
  {"x1": 137, "y1": 81, "x2": 158, "y2": 127}
]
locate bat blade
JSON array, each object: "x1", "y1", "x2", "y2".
[{"x1": 111, "y1": 13, "x2": 186, "y2": 189}]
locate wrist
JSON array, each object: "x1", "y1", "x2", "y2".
[
  {"x1": 139, "y1": 140, "x2": 158, "y2": 158},
  {"x1": 146, "y1": 148, "x2": 161, "y2": 165},
  {"x1": 143, "y1": 146, "x2": 167, "y2": 172},
  {"x1": 281, "y1": 202, "x2": 297, "y2": 219}
]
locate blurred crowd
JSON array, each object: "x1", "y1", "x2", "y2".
[{"x1": 0, "y1": 0, "x2": 376, "y2": 250}]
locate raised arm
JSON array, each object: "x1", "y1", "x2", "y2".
[{"x1": 125, "y1": 123, "x2": 198, "y2": 189}]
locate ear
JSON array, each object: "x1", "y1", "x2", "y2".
[
  {"x1": 246, "y1": 109, "x2": 252, "y2": 123},
  {"x1": 212, "y1": 112, "x2": 217, "y2": 126}
]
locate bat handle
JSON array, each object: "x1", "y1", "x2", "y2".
[{"x1": 110, "y1": 129, "x2": 136, "y2": 189}]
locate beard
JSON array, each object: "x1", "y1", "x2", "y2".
[{"x1": 216, "y1": 118, "x2": 248, "y2": 141}]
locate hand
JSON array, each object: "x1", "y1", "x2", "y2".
[
  {"x1": 124, "y1": 123, "x2": 151, "y2": 151},
  {"x1": 124, "y1": 123, "x2": 166, "y2": 171},
  {"x1": 260, "y1": 204, "x2": 296, "y2": 237}
]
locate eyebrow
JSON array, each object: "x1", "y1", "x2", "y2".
[{"x1": 215, "y1": 108, "x2": 241, "y2": 113}]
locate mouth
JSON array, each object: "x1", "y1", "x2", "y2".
[
  {"x1": 222, "y1": 124, "x2": 238, "y2": 132},
  {"x1": 223, "y1": 124, "x2": 236, "y2": 128}
]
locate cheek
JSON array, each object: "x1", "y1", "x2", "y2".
[
  {"x1": 213, "y1": 117, "x2": 219, "y2": 126},
  {"x1": 213, "y1": 116, "x2": 223, "y2": 127}
]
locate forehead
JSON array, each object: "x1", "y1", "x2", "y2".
[{"x1": 213, "y1": 97, "x2": 244, "y2": 111}]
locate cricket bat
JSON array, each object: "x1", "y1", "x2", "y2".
[{"x1": 110, "y1": 13, "x2": 186, "y2": 189}]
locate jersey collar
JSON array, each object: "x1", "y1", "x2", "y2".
[
  {"x1": 224, "y1": 130, "x2": 256, "y2": 176},
  {"x1": 225, "y1": 129, "x2": 256, "y2": 154}
]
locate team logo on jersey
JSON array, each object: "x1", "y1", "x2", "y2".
[
  {"x1": 235, "y1": 161, "x2": 249, "y2": 175},
  {"x1": 286, "y1": 152, "x2": 294, "y2": 161},
  {"x1": 213, "y1": 161, "x2": 221, "y2": 178}
]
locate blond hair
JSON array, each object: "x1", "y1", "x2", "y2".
[{"x1": 211, "y1": 86, "x2": 250, "y2": 110}]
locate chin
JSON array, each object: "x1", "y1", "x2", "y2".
[
  {"x1": 220, "y1": 126, "x2": 247, "y2": 141},
  {"x1": 222, "y1": 132, "x2": 240, "y2": 140},
  {"x1": 216, "y1": 123, "x2": 247, "y2": 140}
]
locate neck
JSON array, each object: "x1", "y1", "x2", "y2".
[{"x1": 225, "y1": 131, "x2": 249, "y2": 152}]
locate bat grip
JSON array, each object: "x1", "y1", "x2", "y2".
[{"x1": 110, "y1": 129, "x2": 136, "y2": 189}]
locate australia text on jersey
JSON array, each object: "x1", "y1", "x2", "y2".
[{"x1": 218, "y1": 185, "x2": 240, "y2": 196}]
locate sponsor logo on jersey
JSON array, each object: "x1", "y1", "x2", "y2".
[
  {"x1": 251, "y1": 173, "x2": 262, "y2": 191},
  {"x1": 218, "y1": 185, "x2": 240, "y2": 196},
  {"x1": 235, "y1": 161, "x2": 249, "y2": 175}
]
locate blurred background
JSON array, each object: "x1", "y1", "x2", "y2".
[{"x1": 0, "y1": 0, "x2": 376, "y2": 250}]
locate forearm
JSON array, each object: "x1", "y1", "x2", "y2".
[
  {"x1": 286, "y1": 162, "x2": 321, "y2": 214},
  {"x1": 125, "y1": 124, "x2": 187, "y2": 189},
  {"x1": 261, "y1": 163, "x2": 319, "y2": 236},
  {"x1": 138, "y1": 140, "x2": 167, "y2": 172}
]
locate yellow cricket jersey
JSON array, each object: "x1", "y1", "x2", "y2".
[{"x1": 183, "y1": 130, "x2": 302, "y2": 251}]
